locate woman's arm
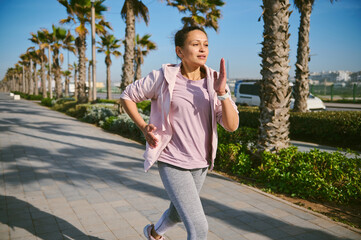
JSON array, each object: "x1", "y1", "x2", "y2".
[
  {"x1": 120, "y1": 99, "x2": 159, "y2": 148},
  {"x1": 213, "y1": 58, "x2": 239, "y2": 132},
  {"x1": 218, "y1": 97, "x2": 239, "y2": 132}
]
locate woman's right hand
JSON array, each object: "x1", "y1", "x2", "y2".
[{"x1": 142, "y1": 124, "x2": 159, "y2": 148}]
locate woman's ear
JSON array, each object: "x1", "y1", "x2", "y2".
[{"x1": 176, "y1": 46, "x2": 183, "y2": 59}]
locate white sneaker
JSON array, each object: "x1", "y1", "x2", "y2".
[{"x1": 143, "y1": 224, "x2": 165, "y2": 240}]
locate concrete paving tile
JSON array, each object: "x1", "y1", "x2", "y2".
[
  {"x1": 309, "y1": 217, "x2": 337, "y2": 229},
  {"x1": 0, "y1": 232, "x2": 9, "y2": 240},
  {"x1": 115, "y1": 205, "x2": 136, "y2": 214},
  {"x1": 163, "y1": 226, "x2": 187, "y2": 240},
  {"x1": 34, "y1": 223, "x2": 60, "y2": 235},
  {"x1": 61, "y1": 227, "x2": 89, "y2": 239},
  {"x1": 83, "y1": 222, "x2": 110, "y2": 235},
  {"x1": 112, "y1": 227, "x2": 140, "y2": 238},
  {"x1": 8, "y1": 227, "x2": 33, "y2": 239},
  {"x1": 36, "y1": 231, "x2": 63, "y2": 240},
  {"x1": 243, "y1": 232, "x2": 273, "y2": 240},
  {"x1": 11, "y1": 236, "x2": 37, "y2": 240},
  {"x1": 248, "y1": 220, "x2": 275, "y2": 232},
  {"x1": 261, "y1": 227, "x2": 292, "y2": 239},
  {"x1": 104, "y1": 218, "x2": 130, "y2": 231},
  {"x1": 279, "y1": 224, "x2": 307, "y2": 236},
  {"x1": 327, "y1": 224, "x2": 361, "y2": 239},
  {"x1": 56, "y1": 217, "x2": 85, "y2": 231},
  {"x1": 0, "y1": 223, "x2": 9, "y2": 234},
  {"x1": 91, "y1": 231, "x2": 118, "y2": 240}
]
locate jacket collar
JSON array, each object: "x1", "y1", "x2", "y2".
[{"x1": 162, "y1": 63, "x2": 213, "y2": 85}]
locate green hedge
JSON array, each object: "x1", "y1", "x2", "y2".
[
  {"x1": 216, "y1": 126, "x2": 361, "y2": 203},
  {"x1": 257, "y1": 148, "x2": 361, "y2": 203},
  {"x1": 238, "y1": 107, "x2": 361, "y2": 151},
  {"x1": 12, "y1": 91, "x2": 43, "y2": 100}
]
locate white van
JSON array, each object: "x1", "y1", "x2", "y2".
[{"x1": 234, "y1": 80, "x2": 326, "y2": 111}]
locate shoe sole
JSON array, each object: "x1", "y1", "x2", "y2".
[{"x1": 143, "y1": 224, "x2": 151, "y2": 239}]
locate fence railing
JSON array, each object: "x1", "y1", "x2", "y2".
[{"x1": 310, "y1": 84, "x2": 361, "y2": 102}]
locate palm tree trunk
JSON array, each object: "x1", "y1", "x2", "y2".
[
  {"x1": 120, "y1": 0, "x2": 135, "y2": 91},
  {"x1": 134, "y1": 57, "x2": 142, "y2": 81},
  {"x1": 48, "y1": 46, "x2": 53, "y2": 99},
  {"x1": 54, "y1": 69, "x2": 62, "y2": 99},
  {"x1": 74, "y1": 68, "x2": 78, "y2": 99},
  {"x1": 88, "y1": 62, "x2": 92, "y2": 102},
  {"x1": 29, "y1": 60, "x2": 34, "y2": 95},
  {"x1": 41, "y1": 60, "x2": 47, "y2": 98},
  {"x1": 34, "y1": 65, "x2": 39, "y2": 95},
  {"x1": 77, "y1": 35, "x2": 88, "y2": 103},
  {"x1": 106, "y1": 63, "x2": 112, "y2": 100},
  {"x1": 25, "y1": 68, "x2": 29, "y2": 94},
  {"x1": 22, "y1": 67, "x2": 26, "y2": 93},
  {"x1": 293, "y1": 1, "x2": 312, "y2": 112},
  {"x1": 53, "y1": 50, "x2": 62, "y2": 99},
  {"x1": 65, "y1": 76, "x2": 69, "y2": 97},
  {"x1": 257, "y1": 0, "x2": 292, "y2": 153}
]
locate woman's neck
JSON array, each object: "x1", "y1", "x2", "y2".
[{"x1": 181, "y1": 62, "x2": 205, "y2": 81}]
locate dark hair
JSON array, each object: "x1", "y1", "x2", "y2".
[{"x1": 174, "y1": 26, "x2": 207, "y2": 48}]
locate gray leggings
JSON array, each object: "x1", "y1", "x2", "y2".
[{"x1": 156, "y1": 162, "x2": 208, "y2": 240}]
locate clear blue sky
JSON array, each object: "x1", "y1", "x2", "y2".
[{"x1": 0, "y1": 0, "x2": 360, "y2": 83}]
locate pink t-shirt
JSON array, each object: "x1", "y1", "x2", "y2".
[{"x1": 158, "y1": 71, "x2": 212, "y2": 169}]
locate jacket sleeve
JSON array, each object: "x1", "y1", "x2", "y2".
[
  {"x1": 215, "y1": 84, "x2": 239, "y2": 131},
  {"x1": 120, "y1": 69, "x2": 162, "y2": 103}
]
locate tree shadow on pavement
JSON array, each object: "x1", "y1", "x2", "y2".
[
  {"x1": 0, "y1": 195, "x2": 104, "y2": 240},
  {"x1": 0, "y1": 141, "x2": 354, "y2": 240}
]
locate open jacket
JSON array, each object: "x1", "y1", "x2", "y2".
[{"x1": 120, "y1": 63, "x2": 238, "y2": 172}]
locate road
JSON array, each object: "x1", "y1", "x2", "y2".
[{"x1": 324, "y1": 102, "x2": 361, "y2": 111}]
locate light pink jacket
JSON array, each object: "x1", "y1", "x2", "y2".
[{"x1": 120, "y1": 63, "x2": 238, "y2": 172}]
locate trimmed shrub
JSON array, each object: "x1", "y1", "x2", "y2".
[
  {"x1": 255, "y1": 147, "x2": 361, "y2": 203},
  {"x1": 94, "y1": 98, "x2": 117, "y2": 104},
  {"x1": 41, "y1": 98, "x2": 55, "y2": 107},
  {"x1": 237, "y1": 107, "x2": 361, "y2": 151},
  {"x1": 82, "y1": 104, "x2": 118, "y2": 124},
  {"x1": 102, "y1": 113, "x2": 149, "y2": 144},
  {"x1": 290, "y1": 111, "x2": 361, "y2": 151},
  {"x1": 136, "y1": 101, "x2": 151, "y2": 116},
  {"x1": 216, "y1": 125, "x2": 361, "y2": 203},
  {"x1": 12, "y1": 91, "x2": 42, "y2": 100}
]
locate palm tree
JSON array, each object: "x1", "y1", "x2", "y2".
[
  {"x1": 97, "y1": 34, "x2": 121, "y2": 99},
  {"x1": 14, "y1": 64, "x2": 23, "y2": 92},
  {"x1": 293, "y1": 0, "x2": 336, "y2": 112},
  {"x1": 27, "y1": 48, "x2": 41, "y2": 95},
  {"x1": 46, "y1": 25, "x2": 75, "y2": 99},
  {"x1": 71, "y1": 62, "x2": 78, "y2": 99},
  {"x1": 19, "y1": 53, "x2": 31, "y2": 94},
  {"x1": 87, "y1": 59, "x2": 92, "y2": 101},
  {"x1": 134, "y1": 34, "x2": 156, "y2": 81},
  {"x1": 62, "y1": 69, "x2": 72, "y2": 97},
  {"x1": 119, "y1": 0, "x2": 149, "y2": 91},
  {"x1": 257, "y1": 0, "x2": 292, "y2": 152},
  {"x1": 29, "y1": 30, "x2": 49, "y2": 98},
  {"x1": 166, "y1": 0, "x2": 225, "y2": 31},
  {"x1": 58, "y1": 0, "x2": 110, "y2": 103}
]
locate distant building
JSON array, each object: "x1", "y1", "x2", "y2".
[
  {"x1": 309, "y1": 70, "x2": 352, "y2": 83},
  {"x1": 350, "y1": 71, "x2": 361, "y2": 82}
]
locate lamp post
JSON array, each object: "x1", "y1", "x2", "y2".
[{"x1": 91, "y1": 0, "x2": 96, "y2": 101}]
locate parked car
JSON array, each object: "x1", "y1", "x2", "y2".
[{"x1": 234, "y1": 80, "x2": 326, "y2": 111}]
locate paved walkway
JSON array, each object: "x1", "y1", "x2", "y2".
[{"x1": 0, "y1": 93, "x2": 360, "y2": 240}]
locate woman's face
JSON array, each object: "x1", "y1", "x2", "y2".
[{"x1": 177, "y1": 30, "x2": 209, "y2": 68}]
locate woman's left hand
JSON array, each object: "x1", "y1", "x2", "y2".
[{"x1": 213, "y1": 58, "x2": 227, "y2": 95}]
